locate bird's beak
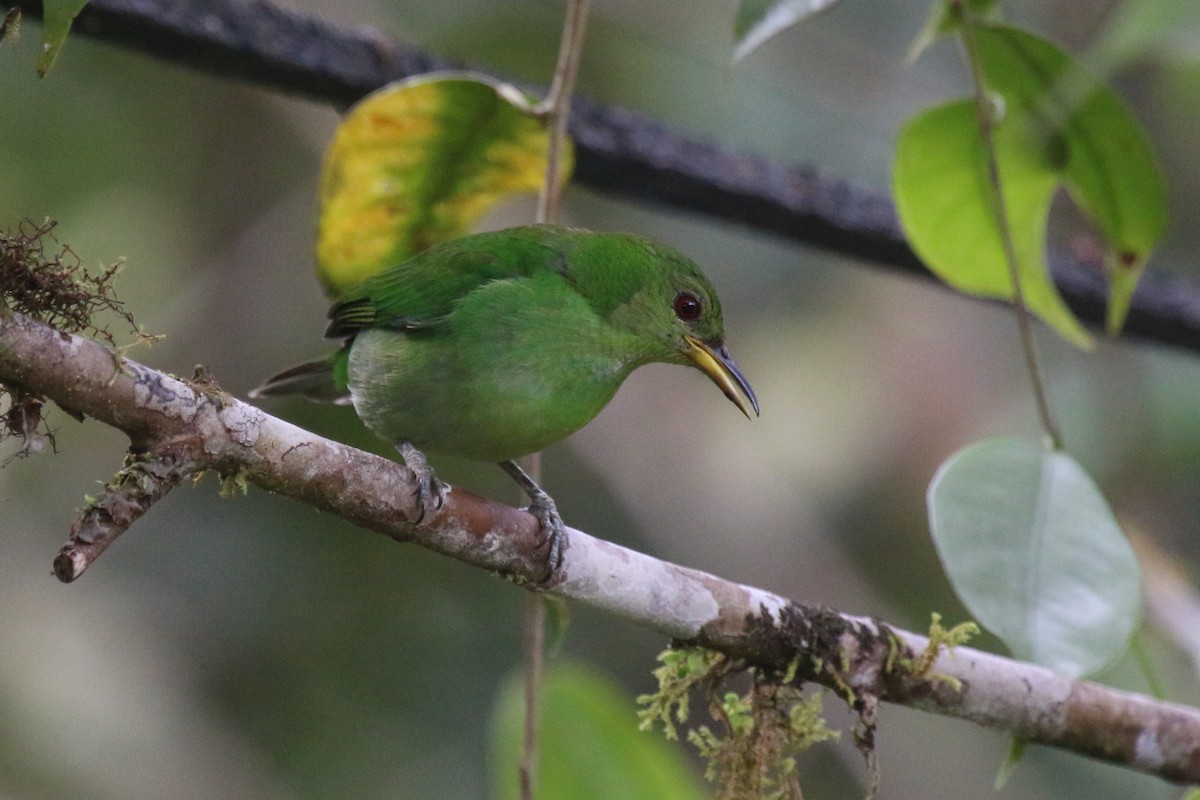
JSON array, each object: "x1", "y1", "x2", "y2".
[{"x1": 683, "y1": 335, "x2": 760, "y2": 419}]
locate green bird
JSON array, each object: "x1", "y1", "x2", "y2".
[{"x1": 251, "y1": 224, "x2": 758, "y2": 566}]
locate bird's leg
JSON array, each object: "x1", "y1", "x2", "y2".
[
  {"x1": 499, "y1": 459, "x2": 565, "y2": 575},
  {"x1": 397, "y1": 441, "x2": 448, "y2": 523}
]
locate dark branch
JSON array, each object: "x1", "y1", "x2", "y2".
[{"x1": 14, "y1": 0, "x2": 1200, "y2": 354}]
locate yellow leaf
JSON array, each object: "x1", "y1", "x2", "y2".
[{"x1": 317, "y1": 72, "x2": 572, "y2": 296}]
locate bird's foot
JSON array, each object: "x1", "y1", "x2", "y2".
[
  {"x1": 500, "y1": 460, "x2": 566, "y2": 581},
  {"x1": 526, "y1": 489, "x2": 565, "y2": 578},
  {"x1": 398, "y1": 442, "x2": 448, "y2": 523}
]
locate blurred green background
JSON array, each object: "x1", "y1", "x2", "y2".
[{"x1": 2, "y1": 1, "x2": 1200, "y2": 798}]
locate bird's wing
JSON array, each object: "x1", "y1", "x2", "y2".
[{"x1": 325, "y1": 227, "x2": 573, "y2": 339}]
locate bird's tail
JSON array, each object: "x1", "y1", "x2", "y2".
[{"x1": 249, "y1": 352, "x2": 351, "y2": 405}]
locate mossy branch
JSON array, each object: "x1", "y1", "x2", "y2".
[{"x1": 3, "y1": 303, "x2": 1200, "y2": 783}]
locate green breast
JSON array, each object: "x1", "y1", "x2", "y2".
[{"x1": 345, "y1": 274, "x2": 647, "y2": 462}]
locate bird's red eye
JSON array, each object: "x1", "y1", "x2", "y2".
[{"x1": 674, "y1": 292, "x2": 702, "y2": 321}]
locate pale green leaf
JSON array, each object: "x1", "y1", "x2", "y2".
[
  {"x1": 38, "y1": 0, "x2": 89, "y2": 77},
  {"x1": 994, "y1": 736, "x2": 1026, "y2": 789},
  {"x1": 972, "y1": 26, "x2": 1168, "y2": 333},
  {"x1": 733, "y1": 0, "x2": 845, "y2": 62},
  {"x1": 317, "y1": 72, "x2": 571, "y2": 296},
  {"x1": 544, "y1": 596, "x2": 571, "y2": 658},
  {"x1": 894, "y1": 99, "x2": 1091, "y2": 347},
  {"x1": 927, "y1": 438, "x2": 1141, "y2": 678},
  {"x1": 1106, "y1": 251, "x2": 1148, "y2": 335},
  {"x1": 490, "y1": 662, "x2": 703, "y2": 800},
  {"x1": 896, "y1": 25, "x2": 1167, "y2": 341}
]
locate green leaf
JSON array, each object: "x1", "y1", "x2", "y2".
[
  {"x1": 490, "y1": 662, "x2": 703, "y2": 800},
  {"x1": 927, "y1": 438, "x2": 1141, "y2": 678},
  {"x1": 896, "y1": 25, "x2": 1168, "y2": 342},
  {"x1": 993, "y1": 738, "x2": 1022, "y2": 786},
  {"x1": 907, "y1": 0, "x2": 998, "y2": 63},
  {"x1": 733, "y1": 0, "x2": 845, "y2": 62},
  {"x1": 38, "y1": 0, "x2": 89, "y2": 77},
  {"x1": 895, "y1": 99, "x2": 1091, "y2": 348},
  {"x1": 317, "y1": 72, "x2": 571, "y2": 296},
  {"x1": 972, "y1": 26, "x2": 1168, "y2": 334},
  {"x1": 994, "y1": 736, "x2": 1026, "y2": 789},
  {"x1": 544, "y1": 596, "x2": 571, "y2": 658}
]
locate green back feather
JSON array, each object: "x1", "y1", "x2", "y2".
[{"x1": 326, "y1": 225, "x2": 578, "y2": 338}]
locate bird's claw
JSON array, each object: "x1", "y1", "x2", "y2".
[
  {"x1": 525, "y1": 490, "x2": 565, "y2": 579},
  {"x1": 498, "y1": 459, "x2": 567, "y2": 581},
  {"x1": 398, "y1": 442, "x2": 448, "y2": 523},
  {"x1": 413, "y1": 471, "x2": 448, "y2": 524}
]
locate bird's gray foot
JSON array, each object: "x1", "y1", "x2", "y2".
[
  {"x1": 500, "y1": 460, "x2": 565, "y2": 578},
  {"x1": 398, "y1": 441, "x2": 447, "y2": 523},
  {"x1": 526, "y1": 488, "x2": 565, "y2": 575}
]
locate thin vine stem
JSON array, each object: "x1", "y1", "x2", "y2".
[
  {"x1": 958, "y1": 12, "x2": 1063, "y2": 451},
  {"x1": 520, "y1": 1, "x2": 591, "y2": 798},
  {"x1": 535, "y1": 0, "x2": 591, "y2": 223},
  {"x1": 518, "y1": 590, "x2": 547, "y2": 800}
]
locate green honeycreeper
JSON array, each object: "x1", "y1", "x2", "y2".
[{"x1": 251, "y1": 224, "x2": 758, "y2": 567}]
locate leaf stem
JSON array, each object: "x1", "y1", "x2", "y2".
[{"x1": 958, "y1": 13, "x2": 1062, "y2": 451}]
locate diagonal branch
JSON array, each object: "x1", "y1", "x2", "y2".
[
  {"x1": 2, "y1": 309, "x2": 1199, "y2": 784},
  {"x1": 5, "y1": 0, "x2": 1200, "y2": 786},
  {"x1": 14, "y1": 0, "x2": 1200, "y2": 355}
]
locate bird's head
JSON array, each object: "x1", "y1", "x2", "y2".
[{"x1": 575, "y1": 233, "x2": 759, "y2": 420}]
